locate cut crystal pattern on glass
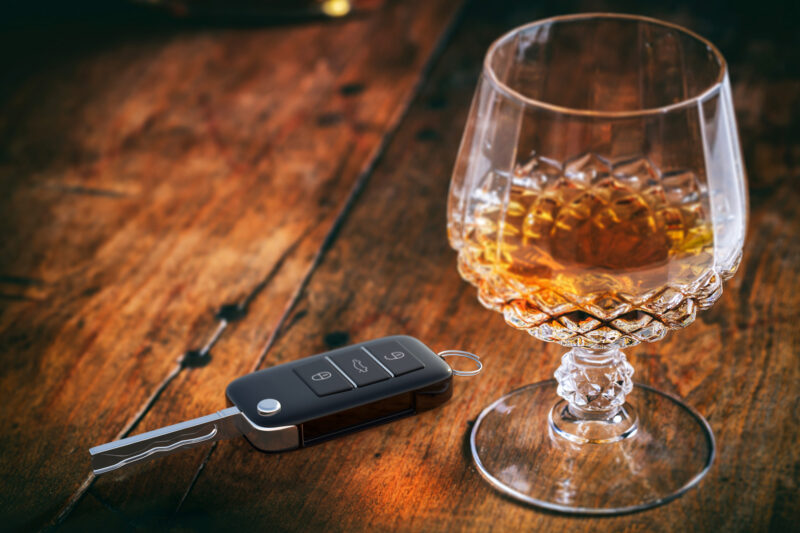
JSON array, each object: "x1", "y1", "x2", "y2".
[
  {"x1": 513, "y1": 154, "x2": 562, "y2": 191},
  {"x1": 643, "y1": 288, "x2": 685, "y2": 314},
  {"x1": 564, "y1": 153, "x2": 611, "y2": 184},
  {"x1": 583, "y1": 326, "x2": 622, "y2": 345},
  {"x1": 662, "y1": 299, "x2": 697, "y2": 328},
  {"x1": 661, "y1": 170, "x2": 702, "y2": 205},
  {"x1": 611, "y1": 310, "x2": 652, "y2": 333},
  {"x1": 503, "y1": 300, "x2": 549, "y2": 327},
  {"x1": 554, "y1": 347, "x2": 634, "y2": 412},
  {"x1": 612, "y1": 157, "x2": 659, "y2": 191},
  {"x1": 559, "y1": 311, "x2": 601, "y2": 333},
  {"x1": 455, "y1": 153, "x2": 731, "y2": 348},
  {"x1": 530, "y1": 289, "x2": 576, "y2": 316},
  {"x1": 583, "y1": 295, "x2": 632, "y2": 321},
  {"x1": 631, "y1": 320, "x2": 668, "y2": 343},
  {"x1": 693, "y1": 271, "x2": 723, "y2": 310}
]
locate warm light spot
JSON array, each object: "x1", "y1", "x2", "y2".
[{"x1": 322, "y1": 0, "x2": 351, "y2": 17}]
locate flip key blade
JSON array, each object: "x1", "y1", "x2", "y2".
[{"x1": 90, "y1": 407, "x2": 246, "y2": 475}]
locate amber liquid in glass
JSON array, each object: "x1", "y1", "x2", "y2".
[{"x1": 456, "y1": 155, "x2": 722, "y2": 348}]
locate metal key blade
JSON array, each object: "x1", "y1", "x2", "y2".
[{"x1": 90, "y1": 407, "x2": 246, "y2": 475}]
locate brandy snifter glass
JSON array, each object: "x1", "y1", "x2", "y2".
[{"x1": 448, "y1": 14, "x2": 746, "y2": 513}]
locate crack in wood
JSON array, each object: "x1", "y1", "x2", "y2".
[
  {"x1": 0, "y1": 292, "x2": 42, "y2": 301},
  {"x1": 182, "y1": 226, "x2": 314, "y2": 368},
  {"x1": 0, "y1": 275, "x2": 44, "y2": 286},
  {"x1": 174, "y1": 442, "x2": 218, "y2": 514},
  {"x1": 34, "y1": 183, "x2": 129, "y2": 198},
  {"x1": 47, "y1": 472, "x2": 96, "y2": 531},
  {"x1": 85, "y1": 487, "x2": 139, "y2": 529}
]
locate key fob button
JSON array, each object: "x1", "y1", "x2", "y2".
[
  {"x1": 330, "y1": 349, "x2": 391, "y2": 386},
  {"x1": 366, "y1": 340, "x2": 424, "y2": 376},
  {"x1": 294, "y1": 360, "x2": 353, "y2": 396}
]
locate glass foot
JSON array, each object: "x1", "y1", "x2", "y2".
[{"x1": 470, "y1": 381, "x2": 715, "y2": 514}]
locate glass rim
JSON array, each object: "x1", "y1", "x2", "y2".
[{"x1": 483, "y1": 13, "x2": 729, "y2": 118}]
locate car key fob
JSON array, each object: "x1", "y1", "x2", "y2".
[
  {"x1": 90, "y1": 335, "x2": 480, "y2": 474},
  {"x1": 227, "y1": 335, "x2": 454, "y2": 451}
]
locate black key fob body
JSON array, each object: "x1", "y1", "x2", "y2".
[{"x1": 225, "y1": 335, "x2": 453, "y2": 452}]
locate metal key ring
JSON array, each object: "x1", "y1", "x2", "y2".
[{"x1": 438, "y1": 350, "x2": 483, "y2": 377}]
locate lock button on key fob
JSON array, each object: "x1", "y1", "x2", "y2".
[{"x1": 293, "y1": 359, "x2": 353, "y2": 396}]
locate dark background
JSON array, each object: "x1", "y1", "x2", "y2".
[{"x1": 2, "y1": 0, "x2": 798, "y2": 191}]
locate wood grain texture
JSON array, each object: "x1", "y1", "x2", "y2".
[
  {"x1": 0, "y1": 0, "x2": 462, "y2": 530},
  {"x1": 2, "y1": 0, "x2": 799, "y2": 531}
]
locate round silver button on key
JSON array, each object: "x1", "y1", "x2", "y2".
[{"x1": 257, "y1": 399, "x2": 281, "y2": 416}]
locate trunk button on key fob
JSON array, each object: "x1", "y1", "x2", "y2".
[
  {"x1": 329, "y1": 349, "x2": 390, "y2": 386},
  {"x1": 294, "y1": 360, "x2": 353, "y2": 396}
]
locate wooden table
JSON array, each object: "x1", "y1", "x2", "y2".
[{"x1": 1, "y1": 0, "x2": 797, "y2": 530}]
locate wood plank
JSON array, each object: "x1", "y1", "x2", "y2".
[
  {"x1": 156, "y1": 1, "x2": 799, "y2": 532},
  {"x1": 0, "y1": 1, "x2": 463, "y2": 530}
]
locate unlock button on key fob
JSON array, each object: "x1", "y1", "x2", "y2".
[
  {"x1": 366, "y1": 340, "x2": 424, "y2": 376},
  {"x1": 294, "y1": 360, "x2": 353, "y2": 396}
]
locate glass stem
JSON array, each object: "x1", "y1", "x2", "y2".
[{"x1": 554, "y1": 346, "x2": 634, "y2": 420}]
